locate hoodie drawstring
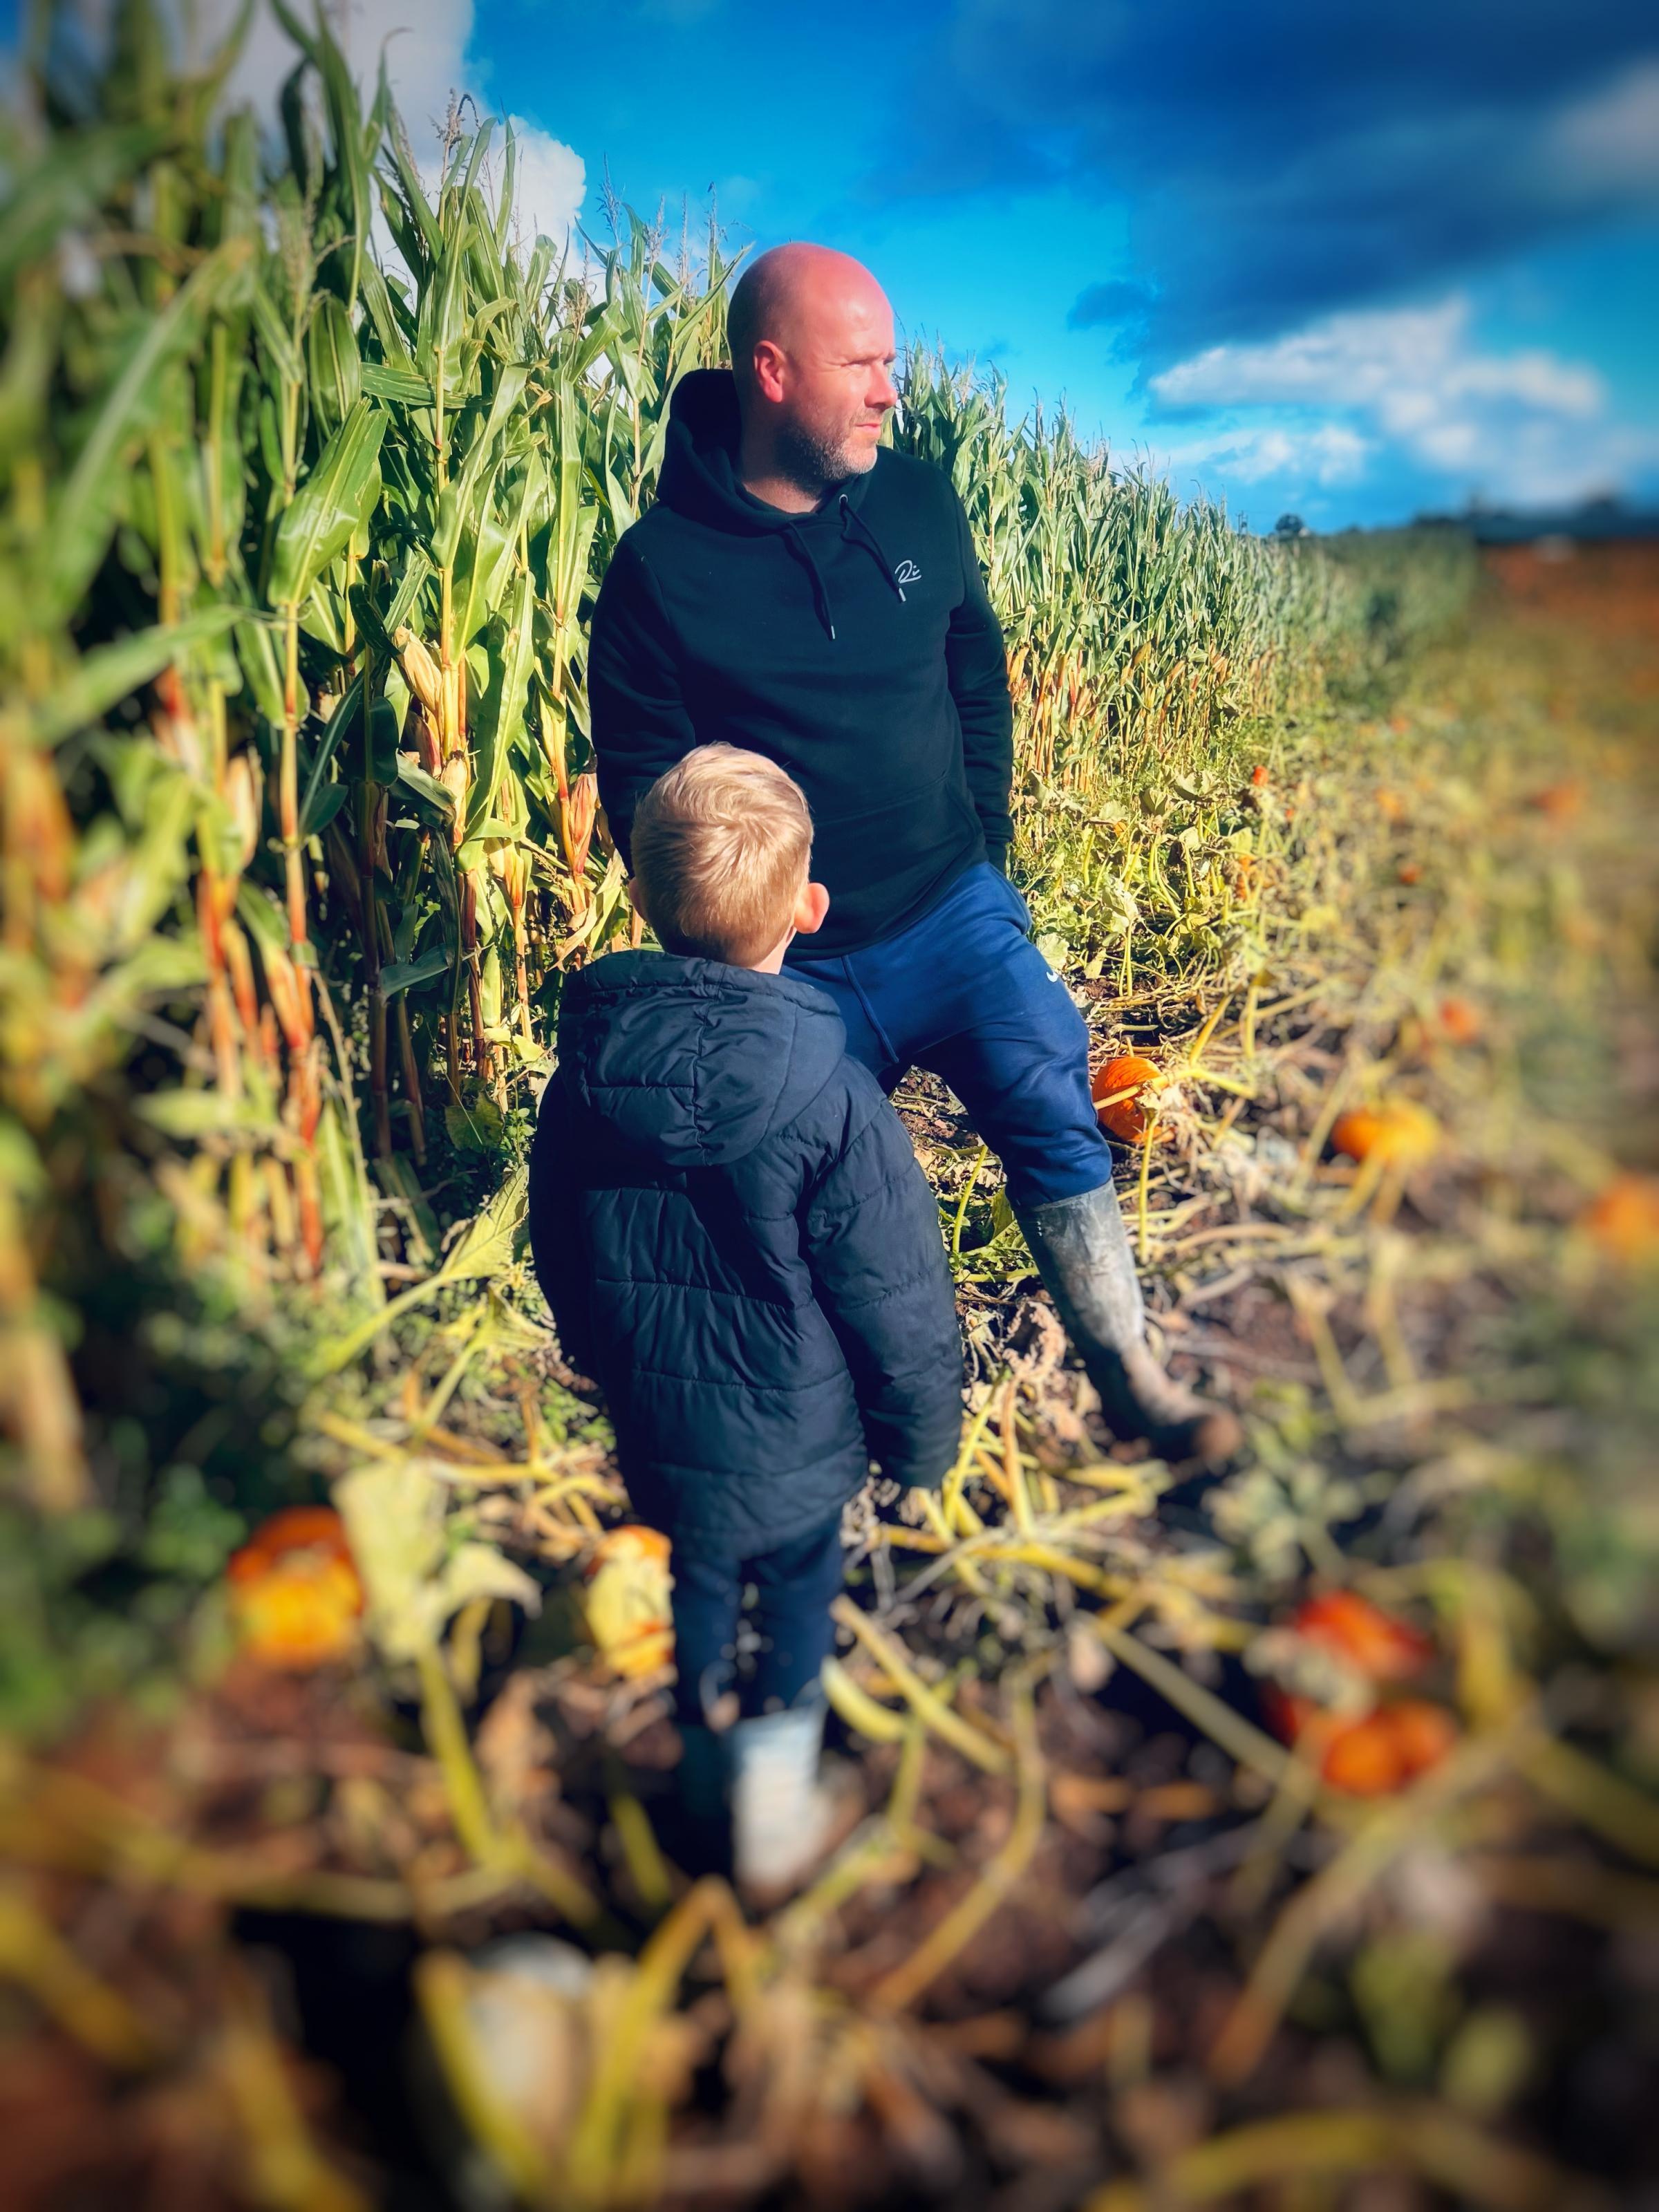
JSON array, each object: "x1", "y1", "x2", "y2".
[
  {"x1": 782, "y1": 498, "x2": 910, "y2": 644},
  {"x1": 838, "y1": 496, "x2": 909, "y2": 606},
  {"x1": 784, "y1": 524, "x2": 837, "y2": 642}
]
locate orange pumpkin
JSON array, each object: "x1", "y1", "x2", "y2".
[
  {"x1": 1262, "y1": 1687, "x2": 1458, "y2": 1797},
  {"x1": 1387, "y1": 1698, "x2": 1460, "y2": 1775},
  {"x1": 1250, "y1": 764, "x2": 1270, "y2": 787},
  {"x1": 1582, "y1": 1173, "x2": 1659, "y2": 1264},
  {"x1": 227, "y1": 1506, "x2": 362, "y2": 1671},
  {"x1": 1376, "y1": 788, "x2": 1407, "y2": 825},
  {"x1": 583, "y1": 1525, "x2": 674, "y2": 1678},
  {"x1": 1091, "y1": 1053, "x2": 1164, "y2": 1143},
  {"x1": 1293, "y1": 1590, "x2": 1432, "y2": 1682},
  {"x1": 1320, "y1": 1712, "x2": 1409, "y2": 1795},
  {"x1": 1396, "y1": 860, "x2": 1423, "y2": 885},
  {"x1": 1436, "y1": 996, "x2": 1482, "y2": 1046},
  {"x1": 1330, "y1": 1099, "x2": 1438, "y2": 1168},
  {"x1": 1530, "y1": 780, "x2": 1583, "y2": 821}
]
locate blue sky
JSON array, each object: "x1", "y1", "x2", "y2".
[{"x1": 19, "y1": 0, "x2": 1659, "y2": 529}]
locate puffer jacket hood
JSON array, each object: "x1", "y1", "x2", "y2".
[{"x1": 556, "y1": 951, "x2": 847, "y2": 1171}]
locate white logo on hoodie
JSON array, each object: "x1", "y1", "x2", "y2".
[{"x1": 894, "y1": 559, "x2": 921, "y2": 585}]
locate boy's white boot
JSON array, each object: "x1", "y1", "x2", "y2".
[{"x1": 727, "y1": 1693, "x2": 839, "y2": 1899}]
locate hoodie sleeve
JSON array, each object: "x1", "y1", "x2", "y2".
[
  {"x1": 588, "y1": 534, "x2": 695, "y2": 868},
  {"x1": 527, "y1": 1076, "x2": 599, "y2": 1381},
  {"x1": 803, "y1": 1090, "x2": 964, "y2": 1487},
  {"x1": 945, "y1": 487, "x2": 1015, "y2": 863}
]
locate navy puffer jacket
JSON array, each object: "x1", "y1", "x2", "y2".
[{"x1": 528, "y1": 952, "x2": 963, "y2": 1553}]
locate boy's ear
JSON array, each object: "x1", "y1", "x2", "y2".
[
  {"x1": 626, "y1": 876, "x2": 648, "y2": 921},
  {"x1": 794, "y1": 879, "x2": 831, "y2": 937}
]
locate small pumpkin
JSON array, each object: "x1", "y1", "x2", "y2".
[
  {"x1": 1436, "y1": 996, "x2": 1482, "y2": 1046},
  {"x1": 1263, "y1": 1688, "x2": 1459, "y2": 1797},
  {"x1": 583, "y1": 1525, "x2": 674, "y2": 1679},
  {"x1": 1582, "y1": 1173, "x2": 1659, "y2": 1264},
  {"x1": 1331, "y1": 1098, "x2": 1438, "y2": 1169},
  {"x1": 1530, "y1": 780, "x2": 1583, "y2": 821},
  {"x1": 227, "y1": 1506, "x2": 363, "y2": 1671},
  {"x1": 1091, "y1": 1053, "x2": 1165, "y2": 1143},
  {"x1": 1293, "y1": 1590, "x2": 1433, "y2": 1683}
]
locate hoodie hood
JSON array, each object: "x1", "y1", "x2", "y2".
[
  {"x1": 556, "y1": 950, "x2": 847, "y2": 1170},
  {"x1": 657, "y1": 368, "x2": 879, "y2": 534},
  {"x1": 655, "y1": 369, "x2": 901, "y2": 641}
]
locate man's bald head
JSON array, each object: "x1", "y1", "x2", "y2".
[
  {"x1": 726, "y1": 243, "x2": 898, "y2": 496},
  {"x1": 728, "y1": 245, "x2": 886, "y2": 389}
]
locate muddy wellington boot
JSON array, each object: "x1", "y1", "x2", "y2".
[{"x1": 1015, "y1": 1183, "x2": 1242, "y2": 1474}]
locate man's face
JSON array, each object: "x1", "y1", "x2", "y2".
[{"x1": 767, "y1": 276, "x2": 898, "y2": 485}]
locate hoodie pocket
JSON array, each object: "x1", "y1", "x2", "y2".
[{"x1": 816, "y1": 765, "x2": 979, "y2": 895}]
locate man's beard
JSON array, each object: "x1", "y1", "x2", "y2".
[{"x1": 774, "y1": 415, "x2": 876, "y2": 496}]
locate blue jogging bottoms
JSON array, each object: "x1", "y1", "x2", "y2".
[{"x1": 785, "y1": 861, "x2": 1113, "y2": 1210}]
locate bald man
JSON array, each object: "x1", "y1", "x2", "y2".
[{"x1": 588, "y1": 243, "x2": 1238, "y2": 1473}]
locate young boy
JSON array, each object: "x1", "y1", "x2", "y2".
[{"x1": 528, "y1": 744, "x2": 963, "y2": 1890}]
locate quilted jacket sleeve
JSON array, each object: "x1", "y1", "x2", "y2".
[
  {"x1": 803, "y1": 1089, "x2": 964, "y2": 1486},
  {"x1": 527, "y1": 1076, "x2": 599, "y2": 1382}
]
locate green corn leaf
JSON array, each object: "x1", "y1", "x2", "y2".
[
  {"x1": 359, "y1": 360, "x2": 434, "y2": 406},
  {"x1": 316, "y1": 1096, "x2": 382, "y2": 1308},
  {"x1": 235, "y1": 881, "x2": 290, "y2": 950},
  {"x1": 451, "y1": 458, "x2": 514, "y2": 646},
  {"x1": 379, "y1": 944, "x2": 454, "y2": 998},
  {"x1": 135, "y1": 1089, "x2": 285, "y2": 1141},
  {"x1": 272, "y1": 0, "x2": 371, "y2": 313},
  {"x1": 0, "y1": 122, "x2": 165, "y2": 288},
  {"x1": 444, "y1": 364, "x2": 528, "y2": 556},
  {"x1": 298, "y1": 671, "x2": 362, "y2": 828},
  {"x1": 358, "y1": 250, "x2": 420, "y2": 362},
  {"x1": 301, "y1": 782, "x2": 348, "y2": 836},
  {"x1": 468, "y1": 563, "x2": 536, "y2": 834},
  {"x1": 380, "y1": 78, "x2": 443, "y2": 269},
  {"x1": 367, "y1": 697, "x2": 402, "y2": 785},
  {"x1": 47, "y1": 238, "x2": 254, "y2": 624},
  {"x1": 269, "y1": 399, "x2": 387, "y2": 610},
  {"x1": 307, "y1": 293, "x2": 361, "y2": 431},
  {"x1": 234, "y1": 609, "x2": 285, "y2": 724},
  {"x1": 494, "y1": 124, "x2": 517, "y2": 260},
  {"x1": 28, "y1": 606, "x2": 238, "y2": 749},
  {"x1": 250, "y1": 273, "x2": 305, "y2": 389},
  {"x1": 395, "y1": 756, "x2": 456, "y2": 820}
]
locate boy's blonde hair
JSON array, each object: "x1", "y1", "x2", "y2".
[{"x1": 630, "y1": 744, "x2": 812, "y2": 968}]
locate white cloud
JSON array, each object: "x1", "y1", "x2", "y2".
[
  {"x1": 1149, "y1": 295, "x2": 1656, "y2": 505},
  {"x1": 182, "y1": 0, "x2": 583, "y2": 248},
  {"x1": 1156, "y1": 422, "x2": 1369, "y2": 489},
  {"x1": 1551, "y1": 62, "x2": 1659, "y2": 196},
  {"x1": 502, "y1": 117, "x2": 585, "y2": 245}
]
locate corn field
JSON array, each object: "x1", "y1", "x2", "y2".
[{"x1": 5, "y1": 6, "x2": 1656, "y2": 2210}]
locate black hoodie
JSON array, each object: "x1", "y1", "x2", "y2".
[
  {"x1": 528, "y1": 953, "x2": 964, "y2": 1553},
  {"x1": 587, "y1": 369, "x2": 1015, "y2": 956}
]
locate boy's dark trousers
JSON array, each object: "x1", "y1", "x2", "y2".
[{"x1": 670, "y1": 1514, "x2": 847, "y2": 1726}]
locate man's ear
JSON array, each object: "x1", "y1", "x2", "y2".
[
  {"x1": 793, "y1": 879, "x2": 831, "y2": 937},
  {"x1": 752, "y1": 337, "x2": 789, "y2": 407}
]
